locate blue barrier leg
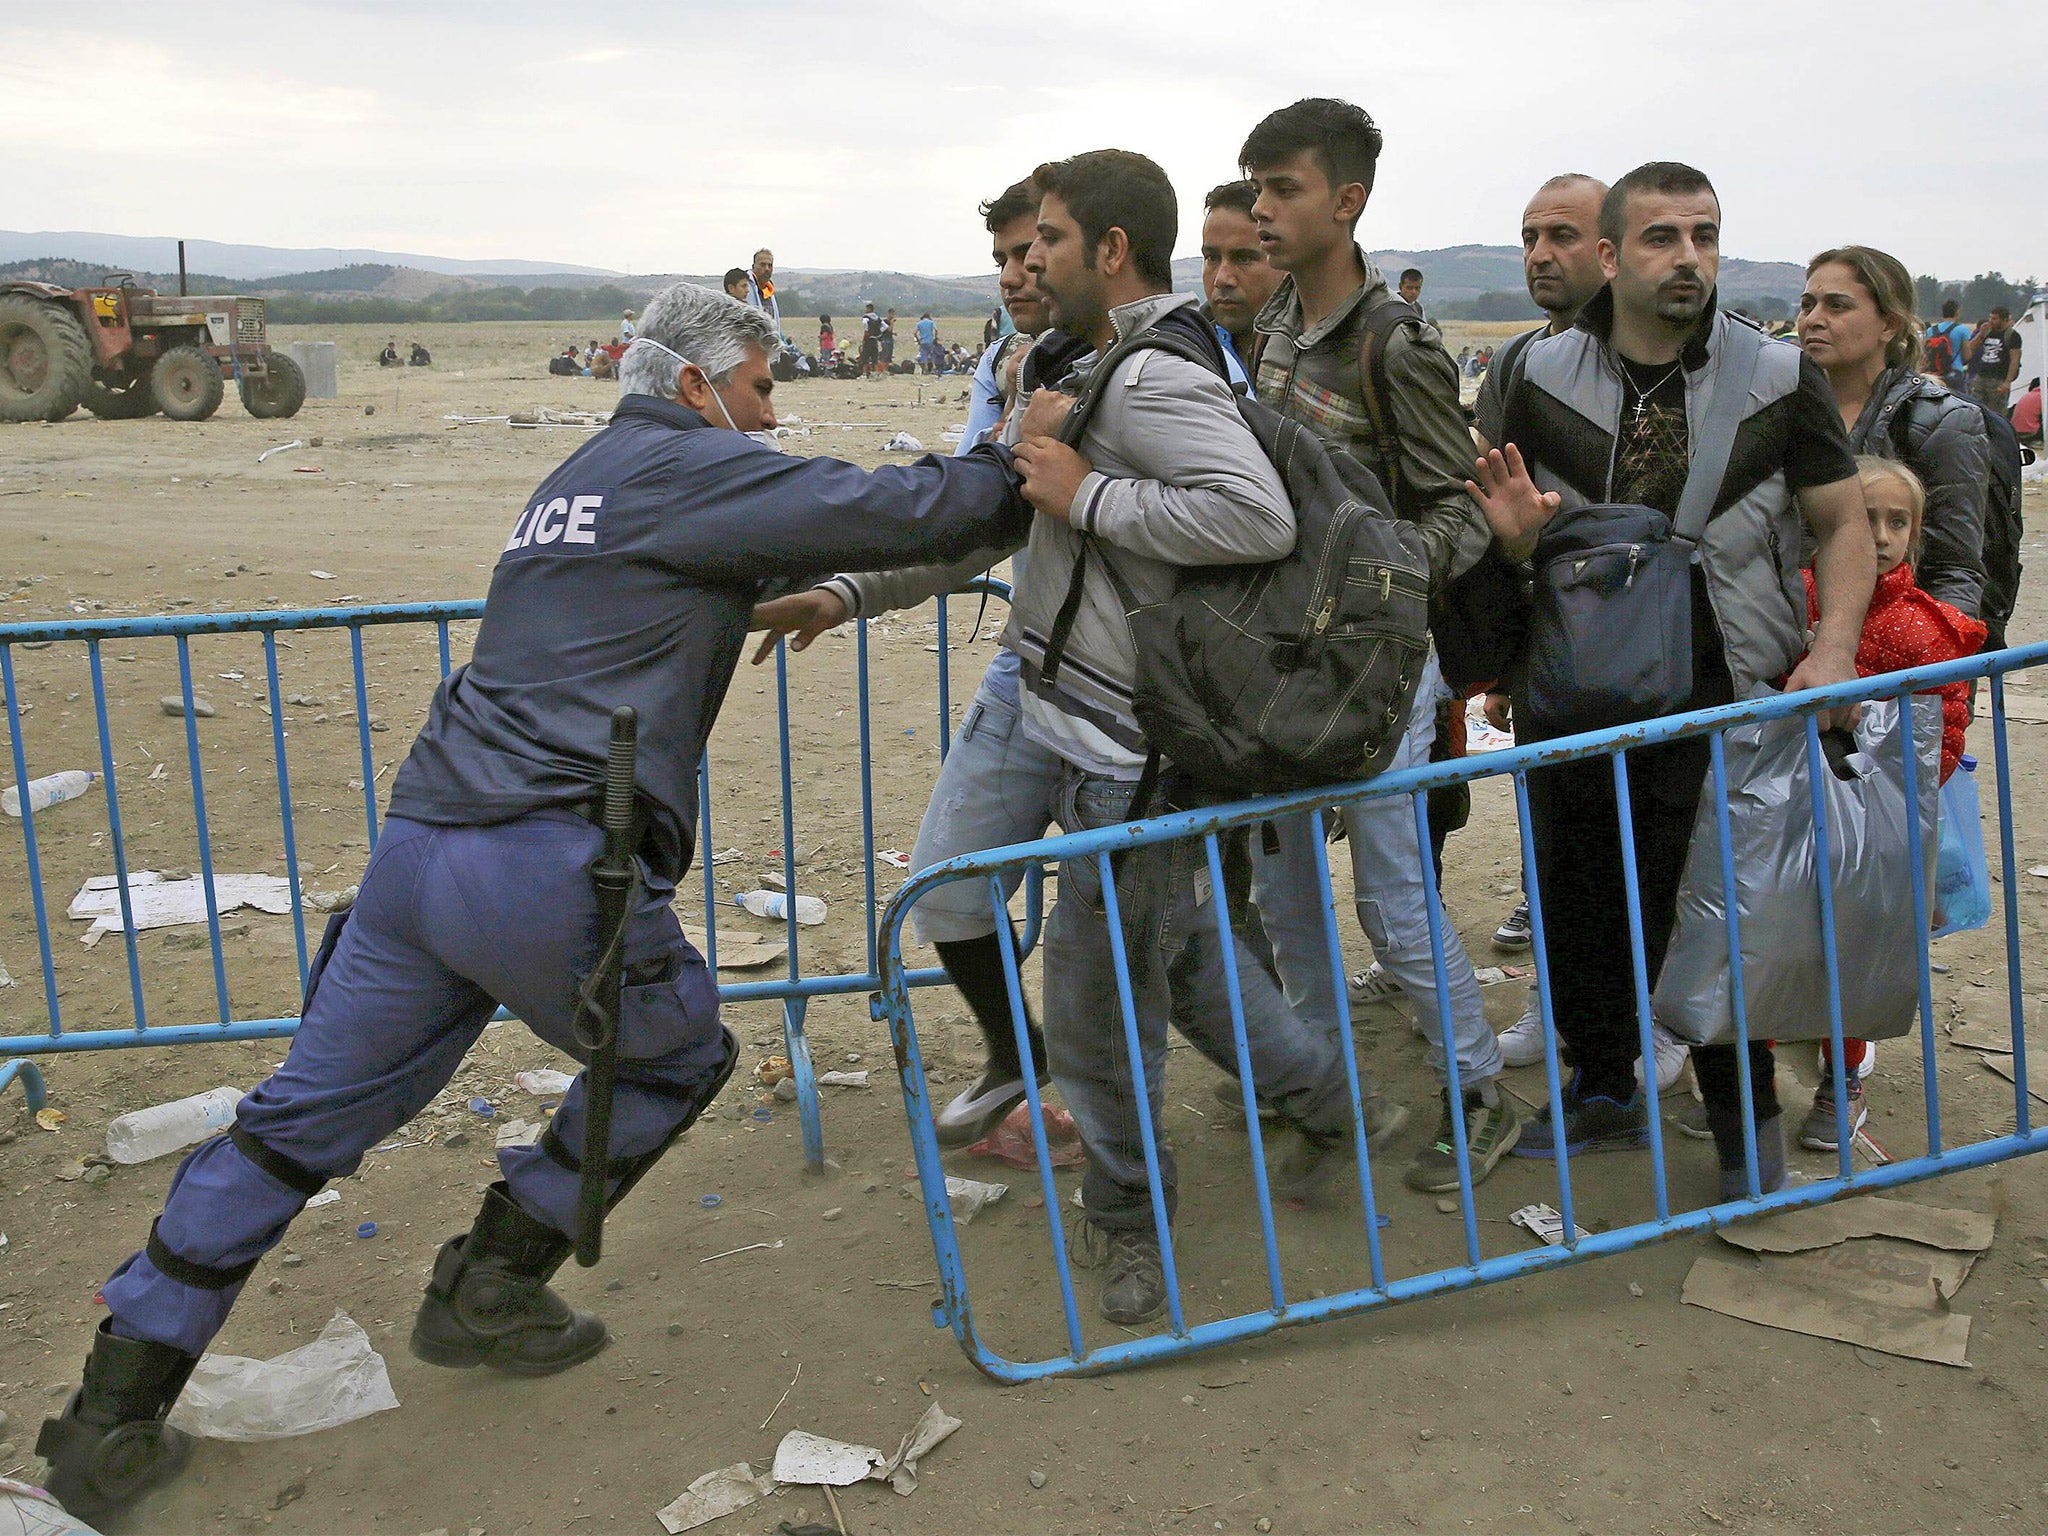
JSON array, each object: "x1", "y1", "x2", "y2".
[
  {"x1": 1513, "y1": 771, "x2": 1580, "y2": 1247},
  {"x1": 1803, "y1": 718, "x2": 1853, "y2": 1185},
  {"x1": 1308, "y1": 809, "x2": 1388, "y2": 1289},
  {"x1": 4, "y1": 643, "x2": 64, "y2": 1040},
  {"x1": 0, "y1": 1058, "x2": 47, "y2": 1113},
  {"x1": 1608, "y1": 749, "x2": 1672, "y2": 1224},
  {"x1": 1410, "y1": 790, "x2": 1483, "y2": 1267},
  {"x1": 87, "y1": 640, "x2": 149, "y2": 1034},
  {"x1": 858, "y1": 620, "x2": 878, "y2": 979},
  {"x1": 175, "y1": 635, "x2": 231, "y2": 1024},
  {"x1": 1894, "y1": 696, "x2": 1936, "y2": 1165},
  {"x1": 1989, "y1": 673, "x2": 2030, "y2": 1131},
  {"x1": 349, "y1": 625, "x2": 379, "y2": 850},
  {"x1": 262, "y1": 631, "x2": 311, "y2": 990},
  {"x1": 774, "y1": 640, "x2": 824, "y2": 1173}
]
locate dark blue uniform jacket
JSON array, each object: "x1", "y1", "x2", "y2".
[{"x1": 387, "y1": 393, "x2": 1026, "y2": 883}]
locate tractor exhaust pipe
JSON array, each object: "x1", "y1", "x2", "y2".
[{"x1": 177, "y1": 240, "x2": 187, "y2": 297}]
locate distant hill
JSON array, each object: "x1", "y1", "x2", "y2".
[
  {"x1": 0, "y1": 231, "x2": 616, "y2": 281},
  {"x1": 0, "y1": 230, "x2": 1846, "y2": 324}
]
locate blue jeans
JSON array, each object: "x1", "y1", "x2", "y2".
[
  {"x1": 1250, "y1": 653, "x2": 1501, "y2": 1086},
  {"x1": 102, "y1": 812, "x2": 729, "y2": 1357},
  {"x1": 906, "y1": 654, "x2": 1062, "y2": 946},
  {"x1": 1043, "y1": 767, "x2": 1357, "y2": 1230}
]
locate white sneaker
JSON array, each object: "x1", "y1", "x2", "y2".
[
  {"x1": 1347, "y1": 962, "x2": 1404, "y2": 1008},
  {"x1": 1637, "y1": 1021, "x2": 1689, "y2": 1095},
  {"x1": 1497, "y1": 992, "x2": 1546, "y2": 1068}
]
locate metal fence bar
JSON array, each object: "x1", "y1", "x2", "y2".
[
  {"x1": 173, "y1": 634, "x2": 231, "y2": 1025},
  {"x1": 1895, "y1": 695, "x2": 1941, "y2": 1160},
  {"x1": 86, "y1": 640, "x2": 149, "y2": 1032},
  {"x1": 1409, "y1": 789, "x2": 1483, "y2": 1267},
  {"x1": 1609, "y1": 748, "x2": 1673, "y2": 1223},
  {"x1": 348, "y1": 625, "x2": 379, "y2": 850},
  {"x1": 260, "y1": 631, "x2": 312, "y2": 989},
  {"x1": 7, "y1": 643, "x2": 63, "y2": 1039},
  {"x1": 1989, "y1": 674, "x2": 2031, "y2": 1130},
  {"x1": 874, "y1": 643, "x2": 2048, "y2": 1383}
]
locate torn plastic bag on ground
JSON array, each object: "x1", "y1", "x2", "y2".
[
  {"x1": 1655, "y1": 694, "x2": 1940, "y2": 1045},
  {"x1": 165, "y1": 1311, "x2": 399, "y2": 1441}
]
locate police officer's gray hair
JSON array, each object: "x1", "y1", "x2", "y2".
[{"x1": 618, "y1": 282, "x2": 778, "y2": 397}]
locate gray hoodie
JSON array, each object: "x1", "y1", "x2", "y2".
[{"x1": 822, "y1": 291, "x2": 1292, "y2": 773}]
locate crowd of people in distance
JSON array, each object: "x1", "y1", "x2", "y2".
[{"x1": 546, "y1": 336, "x2": 630, "y2": 378}]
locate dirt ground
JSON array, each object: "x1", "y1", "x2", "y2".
[{"x1": 3, "y1": 321, "x2": 2048, "y2": 1536}]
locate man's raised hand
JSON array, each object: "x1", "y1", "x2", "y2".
[
  {"x1": 1465, "y1": 443, "x2": 1561, "y2": 562},
  {"x1": 748, "y1": 587, "x2": 849, "y2": 665}
]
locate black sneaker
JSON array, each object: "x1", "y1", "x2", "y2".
[
  {"x1": 1510, "y1": 1074, "x2": 1650, "y2": 1159},
  {"x1": 1402, "y1": 1084, "x2": 1521, "y2": 1193},
  {"x1": 1493, "y1": 899, "x2": 1532, "y2": 952},
  {"x1": 1067, "y1": 1217, "x2": 1167, "y2": 1325}
]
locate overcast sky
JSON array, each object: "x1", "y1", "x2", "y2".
[{"x1": 4, "y1": 0, "x2": 2040, "y2": 282}]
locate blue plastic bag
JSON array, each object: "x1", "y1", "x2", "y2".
[{"x1": 1932, "y1": 754, "x2": 1992, "y2": 937}]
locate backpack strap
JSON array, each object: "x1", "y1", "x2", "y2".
[
  {"x1": 1354, "y1": 297, "x2": 1425, "y2": 508},
  {"x1": 1671, "y1": 318, "x2": 1764, "y2": 547},
  {"x1": 1037, "y1": 316, "x2": 1223, "y2": 689}
]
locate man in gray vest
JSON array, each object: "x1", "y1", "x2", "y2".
[{"x1": 1469, "y1": 162, "x2": 1873, "y2": 1198}]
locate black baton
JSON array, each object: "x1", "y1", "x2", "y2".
[{"x1": 573, "y1": 706, "x2": 638, "y2": 1267}]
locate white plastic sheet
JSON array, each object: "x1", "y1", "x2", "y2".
[{"x1": 166, "y1": 1311, "x2": 399, "y2": 1441}]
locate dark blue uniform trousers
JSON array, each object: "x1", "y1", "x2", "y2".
[{"x1": 103, "y1": 811, "x2": 728, "y2": 1356}]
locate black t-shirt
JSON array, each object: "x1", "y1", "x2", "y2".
[
  {"x1": 1613, "y1": 356, "x2": 1692, "y2": 512},
  {"x1": 1973, "y1": 326, "x2": 2017, "y2": 379}
]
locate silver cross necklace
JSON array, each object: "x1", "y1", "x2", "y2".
[{"x1": 1628, "y1": 362, "x2": 1685, "y2": 426}]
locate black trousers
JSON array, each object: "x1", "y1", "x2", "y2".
[{"x1": 1525, "y1": 731, "x2": 1779, "y2": 1121}]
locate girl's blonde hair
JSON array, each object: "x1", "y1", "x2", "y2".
[{"x1": 1857, "y1": 454, "x2": 1926, "y2": 564}]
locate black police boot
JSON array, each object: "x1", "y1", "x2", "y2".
[
  {"x1": 409, "y1": 1182, "x2": 608, "y2": 1376},
  {"x1": 36, "y1": 1320, "x2": 198, "y2": 1519}
]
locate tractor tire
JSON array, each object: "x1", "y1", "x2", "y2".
[
  {"x1": 151, "y1": 345, "x2": 225, "y2": 422},
  {"x1": 240, "y1": 350, "x2": 306, "y2": 419},
  {"x1": 83, "y1": 373, "x2": 158, "y2": 420},
  {"x1": 0, "y1": 293, "x2": 93, "y2": 423}
]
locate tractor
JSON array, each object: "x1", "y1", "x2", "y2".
[{"x1": 0, "y1": 277, "x2": 305, "y2": 423}]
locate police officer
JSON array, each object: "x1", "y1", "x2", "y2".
[{"x1": 38, "y1": 282, "x2": 1030, "y2": 1519}]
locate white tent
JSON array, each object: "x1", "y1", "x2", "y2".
[{"x1": 2008, "y1": 291, "x2": 2046, "y2": 409}]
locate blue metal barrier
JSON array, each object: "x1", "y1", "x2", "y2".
[
  {"x1": 876, "y1": 643, "x2": 2048, "y2": 1382},
  {"x1": 2, "y1": 584, "x2": 1024, "y2": 1171}
]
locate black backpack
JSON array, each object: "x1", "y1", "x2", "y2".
[
  {"x1": 1040, "y1": 306, "x2": 1431, "y2": 799},
  {"x1": 1893, "y1": 390, "x2": 2030, "y2": 650}
]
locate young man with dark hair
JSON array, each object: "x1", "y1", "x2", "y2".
[
  {"x1": 1925, "y1": 298, "x2": 1970, "y2": 390},
  {"x1": 1200, "y1": 179, "x2": 1281, "y2": 373},
  {"x1": 722, "y1": 268, "x2": 751, "y2": 303},
  {"x1": 1237, "y1": 96, "x2": 1513, "y2": 1194},
  {"x1": 1473, "y1": 162, "x2": 1872, "y2": 1196},
  {"x1": 754, "y1": 176, "x2": 1064, "y2": 1148},
  {"x1": 1968, "y1": 305, "x2": 2022, "y2": 414},
  {"x1": 1398, "y1": 266, "x2": 1424, "y2": 314}
]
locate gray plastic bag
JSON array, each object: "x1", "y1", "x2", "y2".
[{"x1": 1655, "y1": 694, "x2": 1941, "y2": 1046}]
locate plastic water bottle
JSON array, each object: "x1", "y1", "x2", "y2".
[
  {"x1": 2, "y1": 769, "x2": 97, "y2": 818},
  {"x1": 736, "y1": 889, "x2": 826, "y2": 925},
  {"x1": 104, "y1": 1086, "x2": 245, "y2": 1164}
]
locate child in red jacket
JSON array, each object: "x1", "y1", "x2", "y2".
[{"x1": 1798, "y1": 456, "x2": 1986, "y2": 1152}]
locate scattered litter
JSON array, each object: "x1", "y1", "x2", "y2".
[
  {"x1": 514, "y1": 1068, "x2": 575, "y2": 1096},
  {"x1": 655, "y1": 1462, "x2": 777, "y2": 1534},
  {"x1": 305, "y1": 1190, "x2": 340, "y2": 1209},
  {"x1": 736, "y1": 890, "x2": 826, "y2": 924},
  {"x1": 467, "y1": 1097, "x2": 495, "y2": 1119},
  {"x1": 700, "y1": 1194, "x2": 723, "y2": 1208},
  {"x1": 710, "y1": 848, "x2": 744, "y2": 865},
  {"x1": 493, "y1": 1119, "x2": 543, "y2": 1149},
  {"x1": 701, "y1": 1240, "x2": 783, "y2": 1264},
  {"x1": 883, "y1": 432, "x2": 925, "y2": 453},
  {"x1": 2029, "y1": 866, "x2": 2048, "y2": 878},
  {"x1": 309, "y1": 570, "x2": 336, "y2": 580},
  {"x1": 754, "y1": 1055, "x2": 795, "y2": 1088},
  {"x1": 509, "y1": 408, "x2": 611, "y2": 429},
  {"x1": 944, "y1": 1176, "x2": 1009, "y2": 1225},
  {"x1": 967, "y1": 1100, "x2": 1086, "y2": 1169},
  {"x1": 306, "y1": 886, "x2": 357, "y2": 913},
  {"x1": 772, "y1": 1400, "x2": 961, "y2": 1497},
  {"x1": 817, "y1": 1070, "x2": 869, "y2": 1088},
  {"x1": 104, "y1": 1086, "x2": 243, "y2": 1163},
  {"x1": 291, "y1": 466, "x2": 323, "y2": 475},
  {"x1": 256, "y1": 440, "x2": 304, "y2": 463},
  {"x1": 1510, "y1": 1203, "x2": 1591, "y2": 1246},
  {"x1": 165, "y1": 1312, "x2": 399, "y2": 1440},
  {"x1": 68, "y1": 871, "x2": 292, "y2": 942},
  {"x1": 753, "y1": 1107, "x2": 776, "y2": 1122},
  {"x1": 682, "y1": 925, "x2": 786, "y2": 971},
  {"x1": 1682, "y1": 1253, "x2": 1974, "y2": 1367},
  {"x1": 878, "y1": 848, "x2": 913, "y2": 870},
  {"x1": 0, "y1": 1476, "x2": 101, "y2": 1534},
  {"x1": 355, "y1": 1222, "x2": 377, "y2": 1239},
  {"x1": 1473, "y1": 966, "x2": 1523, "y2": 985},
  {"x1": 1716, "y1": 1195, "x2": 1995, "y2": 1256},
  {"x1": 0, "y1": 954, "x2": 11, "y2": 987},
  {"x1": 35, "y1": 1108, "x2": 67, "y2": 1131},
  {"x1": 1975, "y1": 1051, "x2": 2048, "y2": 1107}
]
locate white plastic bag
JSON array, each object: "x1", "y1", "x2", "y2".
[
  {"x1": 1656, "y1": 695, "x2": 1941, "y2": 1045},
  {"x1": 2, "y1": 1476, "x2": 104, "y2": 1534},
  {"x1": 165, "y1": 1311, "x2": 399, "y2": 1441}
]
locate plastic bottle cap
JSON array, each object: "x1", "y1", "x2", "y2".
[
  {"x1": 752, "y1": 1107, "x2": 774, "y2": 1121},
  {"x1": 469, "y1": 1097, "x2": 495, "y2": 1118},
  {"x1": 355, "y1": 1221, "x2": 378, "y2": 1238},
  {"x1": 1959, "y1": 754, "x2": 1977, "y2": 770},
  {"x1": 700, "y1": 1194, "x2": 722, "y2": 1208}
]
